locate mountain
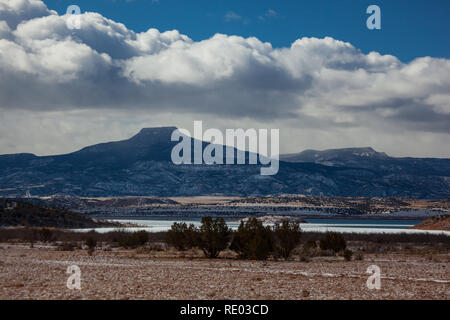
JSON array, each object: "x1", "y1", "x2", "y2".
[
  {"x1": 55, "y1": 126, "x2": 178, "y2": 166},
  {"x1": 280, "y1": 147, "x2": 450, "y2": 176},
  {"x1": 0, "y1": 128, "x2": 449, "y2": 198},
  {"x1": 281, "y1": 147, "x2": 389, "y2": 165}
]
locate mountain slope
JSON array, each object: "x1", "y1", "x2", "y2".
[
  {"x1": 0, "y1": 199, "x2": 118, "y2": 228},
  {"x1": 281, "y1": 147, "x2": 389, "y2": 164},
  {"x1": 0, "y1": 129, "x2": 449, "y2": 198}
]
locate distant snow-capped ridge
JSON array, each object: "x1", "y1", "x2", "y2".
[{"x1": 0, "y1": 128, "x2": 449, "y2": 199}]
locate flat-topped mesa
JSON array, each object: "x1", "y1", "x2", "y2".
[
  {"x1": 128, "y1": 126, "x2": 178, "y2": 145},
  {"x1": 133, "y1": 127, "x2": 178, "y2": 138},
  {"x1": 72, "y1": 127, "x2": 178, "y2": 156}
]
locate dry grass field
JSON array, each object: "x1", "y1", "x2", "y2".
[{"x1": 0, "y1": 243, "x2": 448, "y2": 300}]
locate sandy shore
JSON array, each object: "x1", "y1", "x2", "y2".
[{"x1": 0, "y1": 244, "x2": 448, "y2": 300}]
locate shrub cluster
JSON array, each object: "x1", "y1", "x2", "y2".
[
  {"x1": 166, "y1": 217, "x2": 231, "y2": 258},
  {"x1": 197, "y1": 217, "x2": 231, "y2": 258},
  {"x1": 0, "y1": 227, "x2": 166, "y2": 245},
  {"x1": 166, "y1": 217, "x2": 302, "y2": 260},
  {"x1": 230, "y1": 218, "x2": 274, "y2": 260},
  {"x1": 343, "y1": 249, "x2": 353, "y2": 261},
  {"x1": 319, "y1": 232, "x2": 347, "y2": 253},
  {"x1": 302, "y1": 239, "x2": 317, "y2": 255},
  {"x1": 166, "y1": 222, "x2": 198, "y2": 251},
  {"x1": 273, "y1": 221, "x2": 302, "y2": 259},
  {"x1": 86, "y1": 236, "x2": 97, "y2": 255},
  {"x1": 118, "y1": 230, "x2": 149, "y2": 248}
]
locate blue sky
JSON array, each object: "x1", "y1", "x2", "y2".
[
  {"x1": 45, "y1": 0, "x2": 450, "y2": 62},
  {"x1": 1, "y1": 0, "x2": 449, "y2": 157}
]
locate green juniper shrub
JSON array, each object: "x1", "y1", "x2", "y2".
[
  {"x1": 26, "y1": 228, "x2": 37, "y2": 248},
  {"x1": 166, "y1": 222, "x2": 198, "y2": 251},
  {"x1": 354, "y1": 252, "x2": 364, "y2": 261},
  {"x1": 39, "y1": 228, "x2": 53, "y2": 242},
  {"x1": 185, "y1": 224, "x2": 199, "y2": 249},
  {"x1": 302, "y1": 239, "x2": 318, "y2": 256},
  {"x1": 86, "y1": 236, "x2": 97, "y2": 255},
  {"x1": 86, "y1": 239, "x2": 96, "y2": 256},
  {"x1": 319, "y1": 232, "x2": 346, "y2": 254},
  {"x1": 230, "y1": 218, "x2": 273, "y2": 260},
  {"x1": 118, "y1": 230, "x2": 149, "y2": 248},
  {"x1": 343, "y1": 249, "x2": 353, "y2": 261},
  {"x1": 134, "y1": 230, "x2": 149, "y2": 246},
  {"x1": 273, "y1": 221, "x2": 302, "y2": 260},
  {"x1": 197, "y1": 217, "x2": 231, "y2": 258}
]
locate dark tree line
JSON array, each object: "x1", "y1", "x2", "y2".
[{"x1": 166, "y1": 217, "x2": 303, "y2": 260}]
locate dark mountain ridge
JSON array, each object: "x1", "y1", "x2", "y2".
[
  {"x1": 0, "y1": 128, "x2": 449, "y2": 198},
  {"x1": 280, "y1": 147, "x2": 450, "y2": 176},
  {"x1": 281, "y1": 147, "x2": 389, "y2": 162}
]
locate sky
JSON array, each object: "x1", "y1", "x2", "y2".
[
  {"x1": 44, "y1": 0, "x2": 450, "y2": 62},
  {"x1": 0, "y1": 0, "x2": 449, "y2": 157}
]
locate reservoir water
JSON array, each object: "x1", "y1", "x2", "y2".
[{"x1": 76, "y1": 217, "x2": 450, "y2": 235}]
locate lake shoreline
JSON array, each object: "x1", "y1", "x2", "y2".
[
  {"x1": 69, "y1": 217, "x2": 450, "y2": 235},
  {"x1": 93, "y1": 215, "x2": 430, "y2": 221}
]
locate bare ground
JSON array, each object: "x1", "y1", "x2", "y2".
[{"x1": 0, "y1": 244, "x2": 448, "y2": 300}]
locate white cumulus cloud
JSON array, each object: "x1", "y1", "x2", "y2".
[{"x1": 0, "y1": 0, "x2": 449, "y2": 157}]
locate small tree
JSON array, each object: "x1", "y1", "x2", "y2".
[
  {"x1": 197, "y1": 217, "x2": 230, "y2": 258},
  {"x1": 273, "y1": 221, "x2": 302, "y2": 260},
  {"x1": 39, "y1": 228, "x2": 53, "y2": 242},
  {"x1": 26, "y1": 227, "x2": 37, "y2": 248},
  {"x1": 343, "y1": 249, "x2": 353, "y2": 261},
  {"x1": 303, "y1": 239, "x2": 317, "y2": 255},
  {"x1": 230, "y1": 218, "x2": 273, "y2": 260},
  {"x1": 86, "y1": 237, "x2": 97, "y2": 256},
  {"x1": 134, "y1": 230, "x2": 149, "y2": 245},
  {"x1": 166, "y1": 222, "x2": 198, "y2": 251},
  {"x1": 319, "y1": 232, "x2": 346, "y2": 253},
  {"x1": 119, "y1": 230, "x2": 149, "y2": 248}
]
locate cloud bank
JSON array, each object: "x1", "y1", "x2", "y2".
[{"x1": 0, "y1": 0, "x2": 449, "y2": 157}]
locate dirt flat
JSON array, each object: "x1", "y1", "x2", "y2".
[
  {"x1": 411, "y1": 215, "x2": 450, "y2": 231},
  {"x1": 0, "y1": 244, "x2": 448, "y2": 300},
  {"x1": 168, "y1": 196, "x2": 243, "y2": 204}
]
